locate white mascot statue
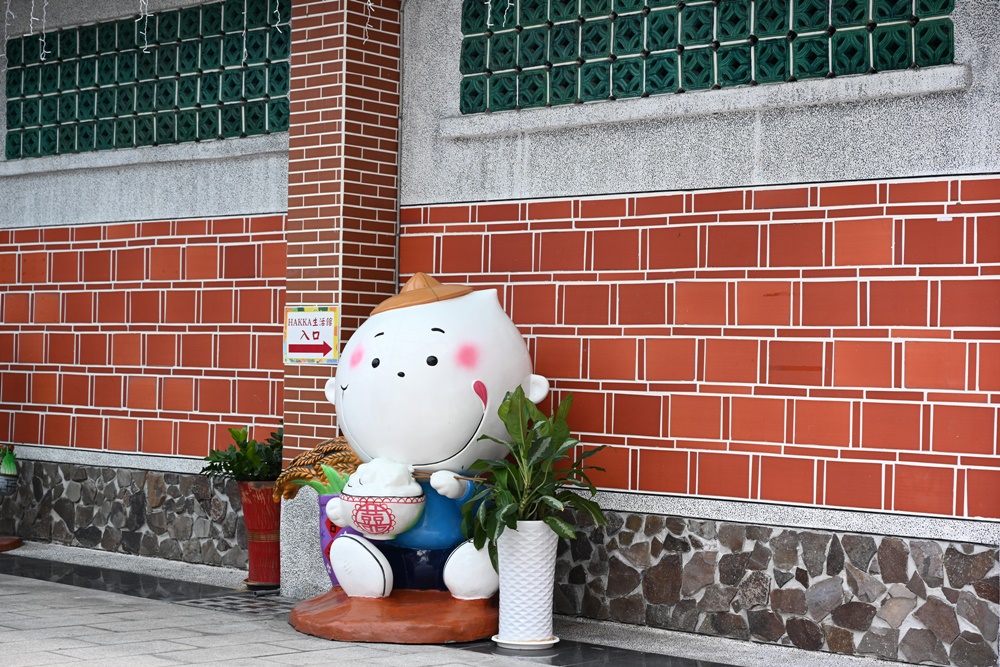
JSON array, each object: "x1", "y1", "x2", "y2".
[{"x1": 324, "y1": 273, "x2": 549, "y2": 599}]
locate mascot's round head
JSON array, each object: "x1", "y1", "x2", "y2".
[{"x1": 325, "y1": 273, "x2": 548, "y2": 473}]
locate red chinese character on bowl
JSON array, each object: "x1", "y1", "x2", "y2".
[{"x1": 326, "y1": 459, "x2": 426, "y2": 540}]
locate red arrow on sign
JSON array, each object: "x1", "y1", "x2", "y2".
[{"x1": 288, "y1": 341, "x2": 333, "y2": 356}]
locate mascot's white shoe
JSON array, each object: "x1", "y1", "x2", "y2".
[
  {"x1": 443, "y1": 540, "x2": 500, "y2": 599},
  {"x1": 330, "y1": 534, "x2": 393, "y2": 598}
]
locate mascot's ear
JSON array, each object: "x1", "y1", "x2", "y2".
[
  {"x1": 526, "y1": 374, "x2": 550, "y2": 404},
  {"x1": 324, "y1": 377, "x2": 337, "y2": 405}
]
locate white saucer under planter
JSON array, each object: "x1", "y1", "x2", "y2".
[{"x1": 492, "y1": 635, "x2": 560, "y2": 650}]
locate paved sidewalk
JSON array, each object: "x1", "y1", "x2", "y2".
[
  {"x1": 0, "y1": 543, "x2": 901, "y2": 667},
  {"x1": 0, "y1": 573, "x2": 531, "y2": 667}
]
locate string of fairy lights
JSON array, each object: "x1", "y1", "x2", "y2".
[
  {"x1": 0, "y1": 1, "x2": 281, "y2": 74},
  {"x1": 136, "y1": 0, "x2": 151, "y2": 53},
  {"x1": 485, "y1": 0, "x2": 513, "y2": 29},
  {"x1": 363, "y1": 0, "x2": 374, "y2": 43},
  {"x1": 1, "y1": 0, "x2": 12, "y2": 67},
  {"x1": 0, "y1": 0, "x2": 383, "y2": 122},
  {"x1": 242, "y1": 0, "x2": 249, "y2": 64},
  {"x1": 0, "y1": 0, "x2": 383, "y2": 65},
  {"x1": 35, "y1": 0, "x2": 50, "y2": 60}
]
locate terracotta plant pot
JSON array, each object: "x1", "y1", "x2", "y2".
[{"x1": 239, "y1": 480, "x2": 281, "y2": 588}]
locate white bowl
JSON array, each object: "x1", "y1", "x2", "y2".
[{"x1": 338, "y1": 492, "x2": 425, "y2": 540}]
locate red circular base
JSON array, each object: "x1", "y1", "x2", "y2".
[
  {"x1": 290, "y1": 587, "x2": 498, "y2": 644},
  {"x1": 0, "y1": 536, "x2": 23, "y2": 552}
]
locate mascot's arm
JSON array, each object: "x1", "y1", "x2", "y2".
[
  {"x1": 429, "y1": 470, "x2": 471, "y2": 500},
  {"x1": 429, "y1": 472, "x2": 479, "y2": 508},
  {"x1": 325, "y1": 496, "x2": 349, "y2": 527}
]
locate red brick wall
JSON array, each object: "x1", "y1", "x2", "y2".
[
  {"x1": 0, "y1": 216, "x2": 286, "y2": 456},
  {"x1": 399, "y1": 176, "x2": 1000, "y2": 520},
  {"x1": 283, "y1": 0, "x2": 401, "y2": 462},
  {"x1": 1, "y1": 0, "x2": 403, "y2": 464}
]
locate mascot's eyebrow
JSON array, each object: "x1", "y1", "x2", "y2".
[
  {"x1": 431, "y1": 327, "x2": 445, "y2": 334},
  {"x1": 374, "y1": 332, "x2": 385, "y2": 337}
]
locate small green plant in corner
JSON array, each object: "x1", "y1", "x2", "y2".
[
  {"x1": 200, "y1": 421, "x2": 283, "y2": 481},
  {"x1": 462, "y1": 387, "x2": 607, "y2": 570},
  {"x1": 0, "y1": 445, "x2": 15, "y2": 476}
]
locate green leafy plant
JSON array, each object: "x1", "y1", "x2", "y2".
[
  {"x1": 462, "y1": 386, "x2": 607, "y2": 570},
  {"x1": 0, "y1": 444, "x2": 15, "y2": 476},
  {"x1": 200, "y1": 423, "x2": 283, "y2": 481}
]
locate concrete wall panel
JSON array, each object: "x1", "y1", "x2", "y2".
[{"x1": 399, "y1": 0, "x2": 1000, "y2": 205}]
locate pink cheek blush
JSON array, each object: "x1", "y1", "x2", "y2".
[
  {"x1": 456, "y1": 344, "x2": 480, "y2": 369},
  {"x1": 349, "y1": 346, "x2": 365, "y2": 368}
]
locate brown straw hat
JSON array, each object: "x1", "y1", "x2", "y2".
[{"x1": 371, "y1": 273, "x2": 474, "y2": 316}]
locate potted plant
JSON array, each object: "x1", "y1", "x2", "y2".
[
  {"x1": 0, "y1": 444, "x2": 16, "y2": 496},
  {"x1": 462, "y1": 387, "x2": 606, "y2": 649},
  {"x1": 0, "y1": 444, "x2": 22, "y2": 553},
  {"x1": 201, "y1": 423, "x2": 283, "y2": 589}
]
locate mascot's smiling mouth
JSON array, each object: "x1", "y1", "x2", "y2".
[{"x1": 338, "y1": 380, "x2": 488, "y2": 467}]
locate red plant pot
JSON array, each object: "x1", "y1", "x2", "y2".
[{"x1": 239, "y1": 480, "x2": 281, "y2": 588}]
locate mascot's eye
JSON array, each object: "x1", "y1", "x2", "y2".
[
  {"x1": 426, "y1": 356, "x2": 438, "y2": 366},
  {"x1": 371, "y1": 358, "x2": 380, "y2": 368}
]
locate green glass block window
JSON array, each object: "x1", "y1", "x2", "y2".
[
  {"x1": 458, "y1": 0, "x2": 956, "y2": 114},
  {"x1": 5, "y1": 0, "x2": 291, "y2": 160}
]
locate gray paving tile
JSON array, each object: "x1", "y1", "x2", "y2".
[
  {"x1": 13, "y1": 604, "x2": 151, "y2": 620},
  {"x1": 187, "y1": 618, "x2": 285, "y2": 634},
  {"x1": 153, "y1": 642, "x2": 302, "y2": 664},
  {"x1": 2, "y1": 651, "x2": 75, "y2": 667},
  {"x1": 261, "y1": 646, "x2": 402, "y2": 665},
  {"x1": 0, "y1": 636, "x2": 98, "y2": 654},
  {"x1": 262, "y1": 636, "x2": 348, "y2": 651},
  {"x1": 55, "y1": 639, "x2": 201, "y2": 660},
  {"x1": 361, "y1": 649, "x2": 490, "y2": 667},
  {"x1": 171, "y1": 629, "x2": 299, "y2": 648},
  {"x1": 69, "y1": 606, "x2": 175, "y2": 617},
  {"x1": 84, "y1": 618, "x2": 217, "y2": 633},
  {"x1": 374, "y1": 641, "x2": 483, "y2": 655},
  {"x1": 0, "y1": 625, "x2": 118, "y2": 644},
  {"x1": 62, "y1": 655, "x2": 185, "y2": 666},
  {"x1": 79, "y1": 627, "x2": 207, "y2": 646},
  {"x1": 1, "y1": 615, "x2": 97, "y2": 631}
]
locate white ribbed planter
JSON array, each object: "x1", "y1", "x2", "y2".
[{"x1": 495, "y1": 520, "x2": 559, "y2": 649}]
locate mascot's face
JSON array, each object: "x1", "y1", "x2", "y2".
[{"x1": 326, "y1": 289, "x2": 545, "y2": 473}]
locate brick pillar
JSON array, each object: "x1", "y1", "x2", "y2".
[{"x1": 283, "y1": 0, "x2": 401, "y2": 462}]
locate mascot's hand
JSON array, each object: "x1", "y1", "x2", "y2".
[
  {"x1": 430, "y1": 470, "x2": 468, "y2": 499},
  {"x1": 325, "y1": 497, "x2": 349, "y2": 527}
]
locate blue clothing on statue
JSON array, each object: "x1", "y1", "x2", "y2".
[
  {"x1": 388, "y1": 480, "x2": 476, "y2": 551},
  {"x1": 367, "y1": 479, "x2": 478, "y2": 591}
]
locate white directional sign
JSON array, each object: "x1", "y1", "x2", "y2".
[{"x1": 284, "y1": 306, "x2": 339, "y2": 365}]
